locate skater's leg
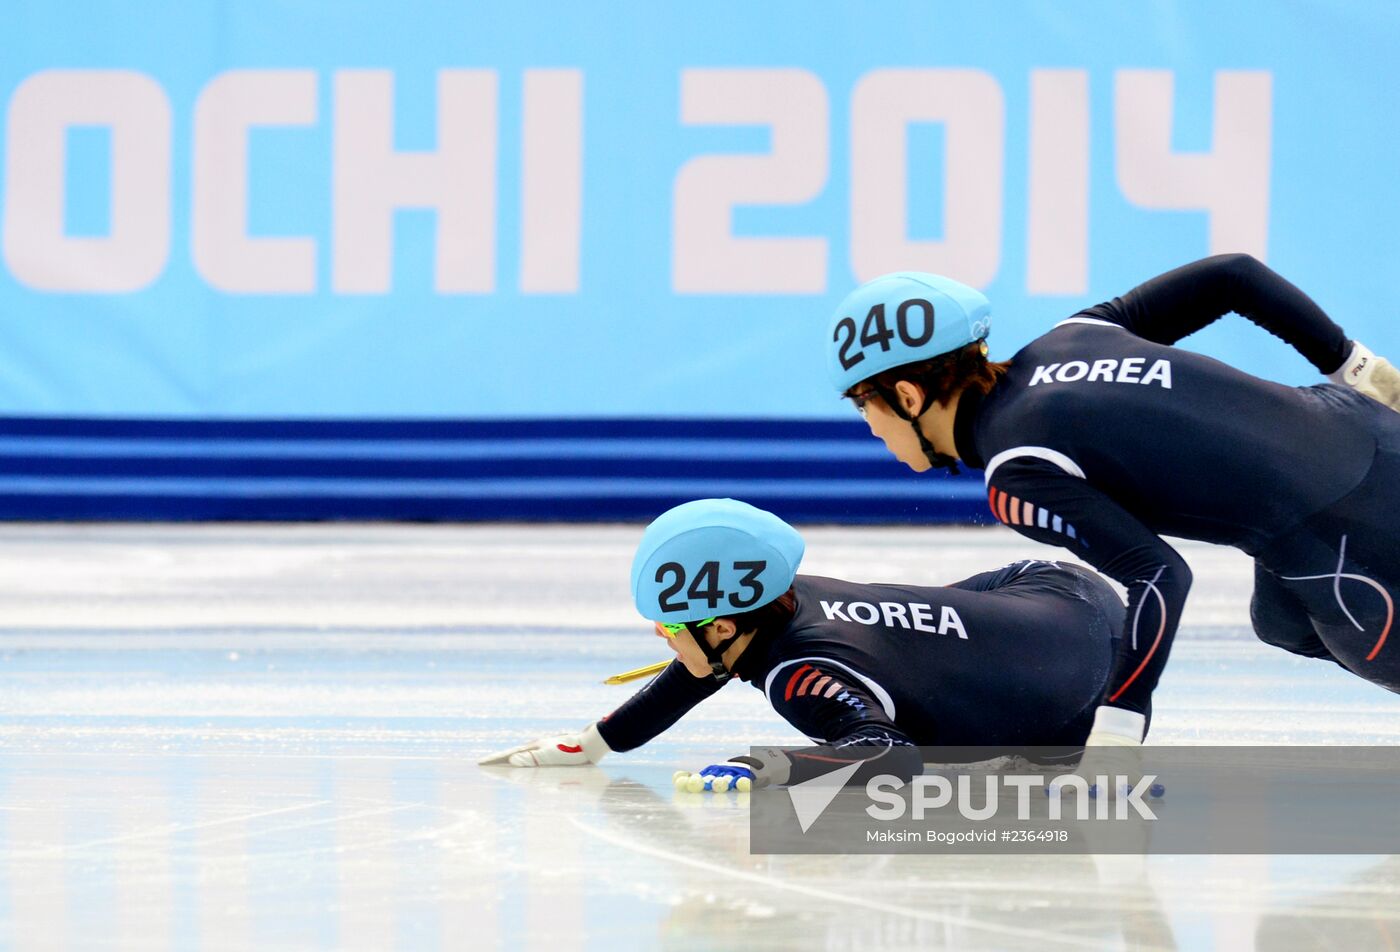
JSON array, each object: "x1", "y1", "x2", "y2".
[
  {"x1": 1261, "y1": 530, "x2": 1398, "y2": 691},
  {"x1": 1249, "y1": 560, "x2": 1341, "y2": 663}
]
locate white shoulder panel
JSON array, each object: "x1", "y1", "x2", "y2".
[
  {"x1": 1053, "y1": 316, "x2": 1122, "y2": 329},
  {"x1": 983, "y1": 446, "x2": 1086, "y2": 485}
]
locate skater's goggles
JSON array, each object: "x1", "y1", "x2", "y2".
[
  {"x1": 848, "y1": 388, "x2": 881, "y2": 419},
  {"x1": 657, "y1": 617, "x2": 716, "y2": 638}
]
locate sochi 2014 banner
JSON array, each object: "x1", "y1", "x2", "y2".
[{"x1": 0, "y1": 1, "x2": 1395, "y2": 519}]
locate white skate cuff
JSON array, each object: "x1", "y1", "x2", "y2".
[{"x1": 1087, "y1": 706, "x2": 1145, "y2": 746}]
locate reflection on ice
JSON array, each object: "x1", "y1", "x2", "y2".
[{"x1": 0, "y1": 525, "x2": 1394, "y2": 950}]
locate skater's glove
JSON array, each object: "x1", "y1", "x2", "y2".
[
  {"x1": 674, "y1": 761, "x2": 755, "y2": 793},
  {"x1": 1329, "y1": 341, "x2": 1400, "y2": 412},
  {"x1": 477, "y1": 722, "x2": 612, "y2": 767},
  {"x1": 674, "y1": 747, "x2": 792, "y2": 792}
]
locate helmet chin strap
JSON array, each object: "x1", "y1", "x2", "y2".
[
  {"x1": 689, "y1": 622, "x2": 743, "y2": 684},
  {"x1": 871, "y1": 384, "x2": 961, "y2": 475}
]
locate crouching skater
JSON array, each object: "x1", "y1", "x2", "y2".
[{"x1": 480, "y1": 498, "x2": 1127, "y2": 790}]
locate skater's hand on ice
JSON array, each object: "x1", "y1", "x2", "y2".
[
  {"x1": 477, "y1": 722, "x2": 611, "y2": 767},
  {"x1": 674, "y1": 748, "x2": 793, "y2": 792},
  {"x1": 673, "y1": 761, "x2": 756, "y2": 793},
  {"x1": 1330, "y1": 341, "x2": 1400, "y2": 412}
]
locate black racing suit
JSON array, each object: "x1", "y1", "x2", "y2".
[
  {"x1": 958, "y1": 254, "x2": 1400, "y2": 720},
  {"x1": 597, "y1": 560, "x2": 1124, "y2": 784}
]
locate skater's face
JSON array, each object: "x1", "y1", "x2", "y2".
[
  {"x1": 854, "y1": 383, "x2": 933, "y2": 472},
  {"x1": 654, "y1": 620, "x2": 729, "y2": 678}
]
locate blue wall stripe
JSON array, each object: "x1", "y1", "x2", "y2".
[
  {"x1": 0, "y1": 418, "x2": 865, "y2": 439},
  {"x1": 0, "y1": 458, "x2": 935, "y2": 480},
  {"x1": 0, "y1": 496, "x2": 983, "y2": 524},
  {"x1": 0, "y1": 437, "x2": 888, "y2": 461},
  {"x1": 0, "y1": 417, "x2": 989, "y2": 523},
  {"x1": 0, "y1": 476, "x2": 989, "y2": 500}
]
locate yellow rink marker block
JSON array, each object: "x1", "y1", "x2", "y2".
[{"x1": 603, "y1": 660, "x2": 670, "y2": 685}]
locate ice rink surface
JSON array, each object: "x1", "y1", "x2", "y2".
[{"x1": 0, "y1": 523, "x2": 1396, "y2": 951}]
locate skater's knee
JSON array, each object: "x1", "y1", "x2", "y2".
[
  {"x1": 1252, "y1": 625, "x2": 1336, "y2": 659},
  {"x1": 1250, "y1": 602, "x2": 1334, "y2": 658},
  {"x1": 1250, "y1": 564, "x2": 1335, "y2": 658}
]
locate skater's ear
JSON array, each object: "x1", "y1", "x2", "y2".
[
  {"x1": 706, "y1": 618, "x2": 738, "y2": 642},
  {"x1": 891, "y1": 379, "x2": 927, "y2": 417}
]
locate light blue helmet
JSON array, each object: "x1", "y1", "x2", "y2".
[
  {"x1": 827, "y1": 272, "x2": 991, "y2": 394},
  {"x1": 631, "y1": 498, "x2": 805, "y2": 624}
]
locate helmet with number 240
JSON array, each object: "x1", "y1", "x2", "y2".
[
  {"x1": 827, "y1": 271, "x2": 992, "y2": 394},
  {"x1": 631, "y1": 498, "x2": 805, "y2": 624}
]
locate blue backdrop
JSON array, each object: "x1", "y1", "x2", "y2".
[{"x1": 0, "y1": 1, "x2": 1396, "y2": 520}]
